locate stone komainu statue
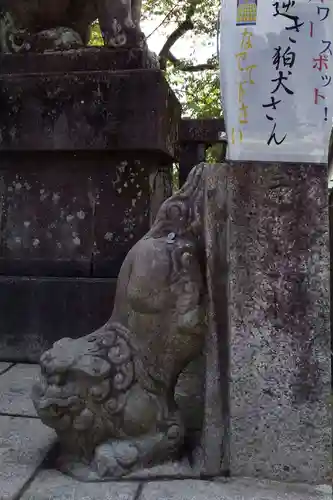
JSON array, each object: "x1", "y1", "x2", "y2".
[
  {"x1": 32, "y1": 164, "x2": 208, "y2": 479},
  {"x1": 0, "y1": 0, "x2": 143, "y2": 52}
]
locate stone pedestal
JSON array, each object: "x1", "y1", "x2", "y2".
[
  {"x1": 228, "y1": 162, "x2": 331, "y2": 483},
  {"x1": 0, "y1": 49, "x2": 180, "y2": 361}
]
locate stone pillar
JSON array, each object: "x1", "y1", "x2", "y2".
[
  {"x1": 228, "y1": 162, "x2": 331, "y2": 483},
  {"x1": 0, "y1": 49, "x2": 180, "y2": 361}
]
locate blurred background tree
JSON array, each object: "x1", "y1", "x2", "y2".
[{"x1": 88, "y1": 0, "x2": 222, "y2": 119}]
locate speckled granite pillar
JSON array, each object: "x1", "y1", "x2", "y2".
[{"x1": 228, "y1": 162, "x2": 331, "y2": 483}]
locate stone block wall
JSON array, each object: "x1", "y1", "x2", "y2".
[{"x1": 0, "y1": 49, "x2": 179, "y2": 361}]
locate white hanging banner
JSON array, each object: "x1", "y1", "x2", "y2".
[{"x1": 219, "y1": 0, "x2": 333, "y2": 163}]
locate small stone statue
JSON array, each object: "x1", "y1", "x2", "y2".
[
  {"x1": 0, "y1": 0, "x2": 144, "y2": 52},
  {"x1": 32, "y1": 164, "x2": 208, "y2": 479}
]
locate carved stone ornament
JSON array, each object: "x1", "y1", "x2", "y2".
[
  {"x1": 0, "y1": 0, "x2": 144, "y2": 52},
  {"x1": 32, "y1": 164, "x2": 215, "y2": 479}
]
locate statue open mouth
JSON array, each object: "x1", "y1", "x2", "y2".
[{"x1": 32, "y1": 379, "x2": 84, "y2": 427}]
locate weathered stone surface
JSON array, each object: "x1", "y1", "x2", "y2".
[
  {"x1": 28, "y1": 160, "x2": 331, "y2": 485},
  {"x1": 175, "y1": 356, "x2": 205, "y2": 440},
  {"x1": 180, "y1": 118, "x2": 226, "y2": 144},
  {"x1": 0, "y1": 0, "x2": 144, "y2": 52},
  {"x1": 0, "y1": 48, "x2": 158, "y2": 75},
  {"x1": 20, "y1": 470, "x2": 139, "y2": 500},
  {"x1": 92, "y1": 159, "x2": 151, "y2": 278},
  {"x1": 0, "y1": 161, "x2": 95, "y2": 277},
  {"x1": 0, "y1": 67, "x2": 180, "y2": 277},
  {"x1": 52, "y1": 459, "x2": 196, "y2": 481},
  {"x1": 199, "y1": 164, "x2": 229, "y2": 476},
  {"x1": 0, "y1": 157, "x2": 154, "y2": 277},
  {"x1": 32, "y1": 164, "x2": 207, "y2": 479},
  {"x1": 0, "y1": 61, "x2": 178, "y2": 361},
  {"x1": 148, "y1": 167, "x2": 173, "y2": 227},
  {"x1": 178, "y1": 119, "x2": 226, "y2": 187},
  {"x1": 0, "y1": 416, "x2": 56, "y2": 500},
  {"x1": 228, "y1": 162, "x2": 331, "y2": 483},
  {"x1": 0, "y1": 362, "x2": 13, "y2": 374},
  {"x1": 0, "y1": 277, "x2": 117, "y2": 362},
  {"x1": 125, "y1": 458, "x2": 195, "y2": 479},
  {"x1": 0, "y1": 363, "x2": 39, "y2": 416},
  {"x1": 0, "y1": 70, "x2": 180, "y2": 156},
  {"x1": 0, "y1": 160, "x2": 172, "y2": 278},
  {"x1": 140, "y1": 479, "x2": 332, "y2": 500},
  {"x1": 179, "y1": 143, "x2": 206, "y2": 188}
]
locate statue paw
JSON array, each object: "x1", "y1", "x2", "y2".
[
  {"x1": 94, "y1": 440, "x2": 140, "y2": 477},
  {"x1": 92, "y1": 421, "x2": 184, "y2": 478}
]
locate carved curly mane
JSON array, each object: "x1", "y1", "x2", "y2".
[{"x1": 33, "y1": 322, "x2": 137, "y2": 460}]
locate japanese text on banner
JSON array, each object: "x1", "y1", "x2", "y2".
[
  {"x1": 311, "y1": 0, "x2": 332, "y2": 124},
  {"x1": 219, "y1": 0, "x2": 333, "y2": 163},
  {"x1": 232, "y1": 28, "x2": 257, "y2": 145}
]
